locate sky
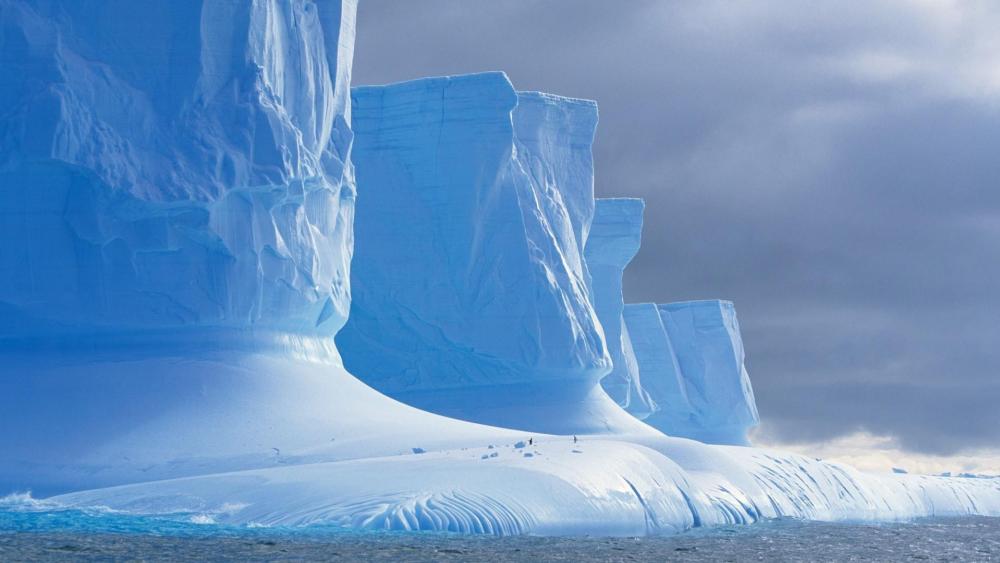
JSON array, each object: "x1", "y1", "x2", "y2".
[{"x1": 352, "y1": 0, "x2": 1000, "y2": 470}]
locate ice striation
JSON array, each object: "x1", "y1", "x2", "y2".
[{"x1": 2, "y1": 0, "x2": 1000, "y2": 538}]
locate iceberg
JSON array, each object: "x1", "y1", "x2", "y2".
[
  {"x1": 2, "y1": 0, "x2": 999, "y2": 538},
  {"x1": 623, "y1": 300, "x2": 759, "y2": 445},
  {"x1": 0, "y1": 0, "x2": 369, "y2": 494},
  {"x1": 622, "y1": 303, "x2": 694, "y2": 424},
  {"x1": 0, "y1": 0, "x2": 357, "y2": 337},
  {"x1": 584, "y1": 198, "x2": 655, "y2": 417},
  {"x1": 337, "y1": 74, "x2": 646, "y2": 435},
  {"x1": 583, "y1": 201, "x2": 756, "y2": 445},
  {"x1": 656, "y1": 300, "x2": 759, "y2": 445}
]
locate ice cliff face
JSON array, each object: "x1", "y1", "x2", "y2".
[
  {"x1": 337, "y1": 73, "x2": 756, "y2": 440},
  {"x1": 337, "y1": 73, "x2": 615, "y2": 430},
  {"x1": 584, "y1": 198, "x2": 655, "y2": 416},
  {"x1": 0, "y1": 0, "x2": 357, "y2": 338},
  {"x1": 622, "y1": 303, "x2": 693, "y2": 424},
  {"x1": 581, "y1": 200, "x2": 758, "y2": 444},
  {"x1": 626, "y1": 300, "x2": 759, "y2": 445}
]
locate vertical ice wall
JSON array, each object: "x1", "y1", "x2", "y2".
[
  {"x1": 0, "y1": 0, "x2": 358, "y2": 338},
  {"x1": 338, "y1": 73, "x2": 617, "y2": 431},
  {"x1": 584, "y1": 198, "x2": 654, "y2": 416},
  {"x1": 0, "y1": 0, "x2": 365, "y2": 494},
  {"x1": 626, "y1": 300, "x2": 759, "y2": 445},
  {"x1": 622, "y1": 303, "x2": 694, "y2": 423}
]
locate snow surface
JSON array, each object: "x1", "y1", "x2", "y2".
[
  {"x1": 2, "y1": 0, "x2": 1000, "y2": 538},
  {"x1": 46, "y1": 435, "x2": 1000, "y2": 536}
]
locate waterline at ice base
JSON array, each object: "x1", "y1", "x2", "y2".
[{"x1": 2, "y1": 0, "x2": 999, "y2": 536}]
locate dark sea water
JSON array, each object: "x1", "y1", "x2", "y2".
[{"x1": 3, "y1": 506, "x2": 1000, "y2": 562}]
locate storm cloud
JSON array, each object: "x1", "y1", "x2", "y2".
[{"x1": 353, "y1": 1, "x2": 1000, "y2": 455}]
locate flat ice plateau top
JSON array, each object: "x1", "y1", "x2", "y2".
[{"x1": 2, "y1": 0, "x2": 999, "y2": 536}]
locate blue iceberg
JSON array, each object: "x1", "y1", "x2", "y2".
[
  {"x1": 584, "y1": 198, "x2": 654, "y2": 417},
  {"x1": 2, "y1": 0, "x2": 999, "y2": 537},
  {"x1": 625, "y1": 301, "x2": 759, "y2": 445},
  {"x1": 1, "y1": 0, "x2": 357, "y2": 337},
  {"x1": 337, "y1": 73, "x2": 645, "y2": 435},
  {"x1": 0, "y1": 0, "x2": 383, "y2": 494}
]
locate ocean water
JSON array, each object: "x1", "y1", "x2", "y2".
[{"x1": 2, "y1": 500, "x2": 999, "y2": 562}]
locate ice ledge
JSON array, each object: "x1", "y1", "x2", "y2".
[
  {"x1": 352, "y1": 72, "x2": 519, "y2": 128},
  {"x1": 513, "y1": 91, "x2": 599, "y2": 147}
]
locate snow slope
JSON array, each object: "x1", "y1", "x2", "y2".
[{"x1": 2, "y1": 0, "x2": 999, "y2": 538}]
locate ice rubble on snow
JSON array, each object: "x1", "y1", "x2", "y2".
[{"x1": 2, "y1": 0, "x2": 999, "y2": 537}]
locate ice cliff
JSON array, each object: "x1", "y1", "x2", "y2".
[
  {"x1": 625, "y1": 301, "x2": 759, "y2": 445},
  {"x1": 0, "y1": 0, "x2": 357, "y2": 337},
  {"x1": 0, "y1": 0, "x2": 390, "y2": 494},
  {"x1": 621, "y1": 303, "x2": 694, "y2": 427},
  {"x1": 2, "y1": 0, "x2": 999, "y2": 538},
  {"x1": 584, "y1": 198, "x2": 654, "y2": 417},
  {"x1": 337, "y1": 73, "x2": 634, "y2": 434},
  {"x1": 582, "y1": 198, "x2": 757, "y2": 444}
]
